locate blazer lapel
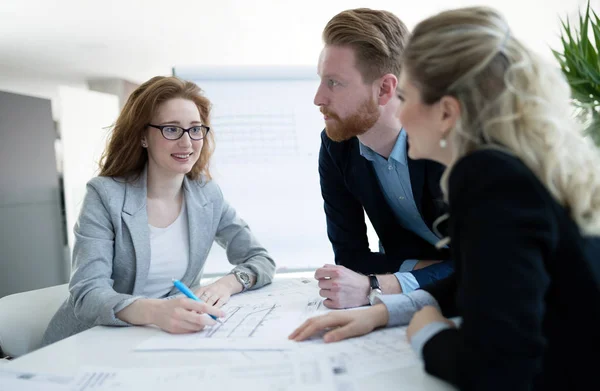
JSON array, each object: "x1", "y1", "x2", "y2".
[
  {"x1": 121, "y1": 170, "x2": 151, "y2": 295},
  {"x1": 347, "y1": 147, "x2": 379, "y2": 203},
  {"x1": 408, "y1": 157, "x2": 425, "y2": 216},
  {"x1": 347, "y1": 142, "x2": 396, "y2": 226}
]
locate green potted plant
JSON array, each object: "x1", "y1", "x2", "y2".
[{"x1": 553, "y1": 0, "x2": 600, "y2": 146}]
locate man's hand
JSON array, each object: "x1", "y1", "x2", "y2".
[{"x1": 314, "y1": 264, "x2": 370, "y2": 309}]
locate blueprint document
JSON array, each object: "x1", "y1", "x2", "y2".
[
  {"x1": 0, "y1": 378, "x2": 70, "y2": 391},
  {"x1": 226, "y1": 277, "x2": 322, "y2": 306},
  {"x1": 0, "y1": 370, "x2": 73, "y2": 391},
  {"x1": 239, "y1": 325, "x2": 422, "y2": 380},
  {"x1": 69, "y1": 358, "x2": 336, "y2": 391},
  {"x1": 136, "y1": 278, "x2": 326, "y2": 351},
  {"x1": 301, "y1": 326, "x2": 421, "y2": 375}
]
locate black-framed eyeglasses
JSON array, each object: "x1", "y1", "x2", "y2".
[{"x1": 147, "y1": 124, "x2": 210, "y2": 141}]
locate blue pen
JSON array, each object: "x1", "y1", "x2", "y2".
[{"x1": 172, "y1": 279, "x2": 221, "y2": 322}]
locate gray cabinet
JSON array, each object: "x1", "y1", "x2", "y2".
[{"x1": 0, "y1": 91, "x2": 68, "y2": 297}]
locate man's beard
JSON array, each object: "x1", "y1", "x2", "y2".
[{"x1": 322, "y1": 98, "x2": 380, "y2": 142}]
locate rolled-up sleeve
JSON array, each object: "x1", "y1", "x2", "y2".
[{"x1": 214, "y1": 198, "x2": 276, "y2": 289}]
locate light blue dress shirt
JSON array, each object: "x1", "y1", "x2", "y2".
[{"x1": 359, "y1": 130, "x2": 442, "y2": 293}]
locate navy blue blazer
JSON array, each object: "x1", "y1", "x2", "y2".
[{"x1": 318, "y1": 130, "x2": 453, "y2": 287}]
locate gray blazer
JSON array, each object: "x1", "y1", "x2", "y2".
[{"x1": 42, "y1": 171, "x2": 275, "y2": 346}]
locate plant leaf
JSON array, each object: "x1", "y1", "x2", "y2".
[
  {"x1": 590, "y1": 9, "x2": 600, "y2": 65},
  {"x1": 555, "y1": 0, "x2": 600, "y2": 146}
]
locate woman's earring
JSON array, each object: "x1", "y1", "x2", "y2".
[
  {"x1": 439, "y1": 138, "x2": 447, "y2": 148},
  {"x1": 141, "y1": 141, "x2": 147, "y2": 148}
]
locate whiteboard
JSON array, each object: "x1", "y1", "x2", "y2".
[{"x1": 174, "y1": 66, "x2": 334, "y2": 273}]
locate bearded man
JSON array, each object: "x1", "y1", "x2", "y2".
[{"x1": 312, "y1": 8, "x2": 454, "y2": 309}]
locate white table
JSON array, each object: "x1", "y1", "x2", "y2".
[{"x1": 5, "y1": 275, "x2": 455, "y2": 390}]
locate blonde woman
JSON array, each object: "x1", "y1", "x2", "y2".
[
  {"x1": 43, "y1": 76, "x2": 275, "y2": 346},
  {"x1": 290, "y1": 6, "x2": 600, "y2": 390}
]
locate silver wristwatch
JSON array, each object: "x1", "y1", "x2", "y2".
[
  {"x1": 233, "y1": 270, "x2": 252, "y2": 292},
  {"x1": 368, "y1": 274, "x2": 383, "y2": 305}
]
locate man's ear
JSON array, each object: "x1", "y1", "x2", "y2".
[
  {"x1": 438, "y1": 95, "x2": 461, "y2": 134},
  {"x1": 377, "y1": 73, "x2": 398, "y2": 106}
]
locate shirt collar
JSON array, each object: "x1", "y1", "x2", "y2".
[
  {"x1": 358, "y1": 129, "x2": 408, "y2": 166},
  {"x1": 358, "y1": 140, "x2": 377, "y2": 162},
  {"x1": 389, "y1": 129, "x2": 408, "y2": 166}
]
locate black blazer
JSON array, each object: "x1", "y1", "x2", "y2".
[
  {"x1": 319, "y1": 130, "x2": 453, "y2": 287},
  {"x1": 422, "y1": 149, "x2": 600, "y2": 391}
]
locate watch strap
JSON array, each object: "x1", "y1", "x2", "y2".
[{"x1": 368, "y1": 274, "x2": 381, "y2": 291}]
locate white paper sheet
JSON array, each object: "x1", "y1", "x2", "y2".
[
  {"x1": 239, "y1": 326, "x2": 421, "y2": 380},
  {"x1": 303, "y1": 327, "x2": 421, "y2": 375},
  {"x1": 71, "y1": 358, "x2": 336, "y2": 391},
  {"x1": 136, "y1": 277, "x2": 419, "y2": 380},
  {"x1": 136, "y1": 299, "x2": 322, "y2": 351},
  {"x1": 226, "y1": 277, "x2": 322, "y2": 305},
  {"x1": 0, "y1": 370, "x2": 73, "y2": 391}
]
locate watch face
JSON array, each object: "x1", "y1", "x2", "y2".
[{"x1": 238, "y1": 272, "x2": 250, "y2": 285}]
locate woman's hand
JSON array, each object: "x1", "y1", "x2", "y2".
[
  {"x1": 406, "y1": 305, "x2": 455, "y2": 342},
  {"x1": 288, "y1": 303, "x2": 390, "y2": 343},
  {"x1": 153, "y1": 298, "x2": 225, "y2": 334},
  {"x1": 116, "y1": 298, "x2": 225, "y2": 334},
  {"x1": 194, "y1": 274, "x2": 241, "y2": 308}
]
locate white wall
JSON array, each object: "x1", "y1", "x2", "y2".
[
  {"x1": 0, "y1": 66, "x2": 87, "y2": 120},
  {"x1": 59, "y1": 87, "x2": 119, "y2": 252},
  {"x1": 0, "y1": 0, "x2": 591, "y2": 84}
]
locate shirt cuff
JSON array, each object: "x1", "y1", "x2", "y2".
[
  {"x1": 374, "y1": 289, "x2": 440, "y2": 327},
  {"x1": 394, "y1": 271, "x2": 420, "y2": 293},
  {"x1": 410, "y1": 321, "x2": 452, "y2": 359},
  {"x1": 399, "y1": 259, "x2": 419, "y2": 272}
]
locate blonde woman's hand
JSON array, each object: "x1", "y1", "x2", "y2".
[{"x1": 288, "y1": 304, "x2": 389, "y2": 343}]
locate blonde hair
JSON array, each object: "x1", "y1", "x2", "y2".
[
  {"x1": 99, "y1": 76, "x2": 214, "y2": 181},
  {"x1": 323, "y1": 8, "x2": 409, "y2": 82},
  {"x1": 404, "y1": 6, "x2": 600, "y2": 235}
]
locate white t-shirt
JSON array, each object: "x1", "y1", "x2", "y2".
[{"x1": 144, "y1": 202, "x2": 190, "y2": 298}]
